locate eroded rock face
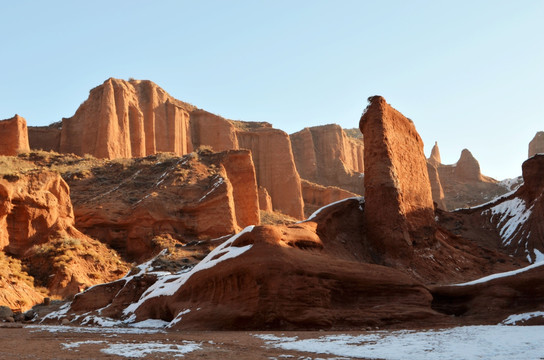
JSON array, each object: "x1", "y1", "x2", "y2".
[
  {"x1": 190, "y1": 109, "x2": 239, "y2": 152},
  {"x1": 0, "y1": 115, "x2": 30, "y2": 156},
  {"x1": 237, "y1": 128, "x2": 304, "y2": 219},
  {"x1": 291, "y1": 124, "x2": 364, "y2": 194},
  {"x1": 427, "y1": 144, "x2": 507, "y2": 210},
  {"x1": 28, "y1": 122, "x2": 62, "y2": 152},
  {"x1": 60, "y1": 78, "x2": 194, "y2": 158},
  {"x1": 0, "y1": 171, "x2": 128, "y2": 306},
  {"x1": 359, "y1": 96, "x2": 436, "y2": 263},
  {"x1": 528, "y1": 131, "x2": 544, "y2": 158},
  {"x1": 301, "y1": 179, "x2": 358, "y2": 217},
  {"x1": 0, "y1": 171, "x2": 74, "y2": 256},
  {"x1": 69, "y1": 150, "x2": 260, "y2": 261}
]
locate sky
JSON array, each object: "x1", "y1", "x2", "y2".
[{"x1": 1, "y1": 0, "x2": 543, "y2": 180}]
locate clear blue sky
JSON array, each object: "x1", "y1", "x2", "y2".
[{"x1": 1, "y1": 1, "x2": 543, "y2": 180}]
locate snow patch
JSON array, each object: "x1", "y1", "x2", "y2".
[
  {"x1": 28, "y1": 325, "x2": 165, "y2": 334},
  {"x1": 502, "y1": 311, "x2": 544, "y2": 325},
  {"x1": 451, "y1": 261, "x2": 544, "y2": 286},
  {"x1": 128, "y1": 319, "x2": 169, "y2": 328},
  {"x1": 301, "y1": 197, "x2": 364, "y2": 223},
  {"x1": 100, "y1": 341, "x2": 201, "y2": 358},
  {"x1": 486, "y1": 197, "x2": 533, "y2": 246}
]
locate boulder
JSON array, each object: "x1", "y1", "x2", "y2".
[
  {"x1": 359, "y1": 96, "x2": 436, "y2": 264},
  {"x1": 0, "y1": 115, "x2": 30, "y2": 156},
  {"x1": 528, "y1": 131, "x2": 544, "y2": 158},
  {"x1": 60, "y1": 78, "x2": 194, "y2": 158},
  {"x1": 290, "y1": 124, "x2": 364, "y2": 194},
  {"x1": 237, "y1": 128, "x2": 304, "y2": 219}
]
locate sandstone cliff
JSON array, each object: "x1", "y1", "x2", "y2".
[
  {"x1": 529, "y1": 131, "x2": 544, "y2": 158},
  {"x1": 237, "y1": 128, "x2": 304, "y2": 219},
  {"x1": 0, "y1": 115, "x2": 30, "y2": 156},
  {"x1": 427, "y1": 144, "x2": 508, "y2": 210},
  {"x1": 359, "y1": 96, "x2": 436, "y2": 264},
  {"x1": 300, "y1": 179, "x2": 358, "y2": 217},
  {"x1": 290, "y1": 124, "x2": 364, "y2": 194},
  {"x1": 60, "y1": 78, "x2": 195, "y2": 158}
]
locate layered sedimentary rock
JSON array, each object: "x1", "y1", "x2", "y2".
[
  {"x1": 69, "y1": 150, "x2": 260, "y2": 261},
  {"x1": 359, "y1": 96, "x2": 436, "y2": 263},
  {"x1": 258, "y1": 186, "x2": 273, "y2": 212},
  {"x1": 427, "y1": 144, "x2": 507, "y2": 210},
  {"x1": 290, "y1": 124, "x2": 364, "y2": 194},
  {"x1": 60, "y1": 78, "x2": 194, "y2": 158},
  {"x1": 0, "y1": 115, "x2": 30, "y2": 156},
  {"x1": 528, "y1": 131, "x2": 544, "y2": 158},
  {"x1": 28, "y1": 122, "x2": 62, "y2": 152},
  {"x1": 237, "y1": 128, "x2": 304, "y2": 219}
]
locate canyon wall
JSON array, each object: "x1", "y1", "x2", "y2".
[{"x1": 0, "y1": 115, "x2": 30, "y2": 156}]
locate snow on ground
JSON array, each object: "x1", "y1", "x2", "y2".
[
  {"x1": 256, "y1": 326, "x2": 544, "y2": 360},
  {"x1": 486, "y1": 197, "x2": 533, "y2": 246},
  {"x1": 27, "y1": 325, "x2": 165, "y2": 334},
  {"x1": 498, "y1": 176, "x2": 523, "y2": 192},
  {"x1": 452, "y1": 261, "x2": 544, "y2": 286},
  {"x1": 61, "y1": 339, "x2": 201, "y2": 358},
  {"x1": 301, "y1": 197, "x2": 364, "y2": 222},
  {"x1": 502, "y1": 311, "x2": 544, "y2": 325}
]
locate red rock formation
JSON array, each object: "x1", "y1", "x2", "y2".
[
  {"x1": 359, "y1": 96, "x2": 436, "y2": 264},
  {"x1": 528, "y1": 131, "x2": 544, "y2": 158},
  {"x1": 290, "y1": 124, "x2": 364, "y2": 194},
  {"x1": 190, "y1": 109, "x2": 239, "y2": 152},
  {"x1": 428, "y1": 145, "x2": 507, "y2": 210},
  {"x1": 69, "y1": 150, "x2": 259, "y2": 261},
  {"x1": 28, "y1": 122, "x2": 61, "y2": 152},
  {"x1": 301, "y1": 179, "x2": 358, "y2": 217},
  {"x1": 428, "y1": 141, "x2": 441, "y2": 165},
  {"x1": 0, "y1": 115, "x2": 30, "y2": 156},
  {"x1": 237, "y1": 128, "x2": 304, "y2": 219},
  {"x1": 0, "y1": 170, "x2": 128, "y2": 305},
  {"x1": 258, "y1": 186, "x2": 273, "y2": 212},
  {"x1": 60, "y1": 78, "x2": 194, "y2": 158},
  {"x1": 449, "y1": 154, "x2": 544, "y2": 263},
  {"x1": 0, "y1": 171, "x2": 75, "y2": 256}
]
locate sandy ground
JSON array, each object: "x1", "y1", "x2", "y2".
[{"x1": 0, "y1": 325, "x2": 351, "y2": 360}]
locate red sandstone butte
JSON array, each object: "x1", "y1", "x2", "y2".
[
  {"x1": 0, "y1": 115, "x2": 30, "y2": 156},
  {"x1": 359, "y1": 96, "x2": 436, "y2": 264},
  {"x1": 528, "y1": 131, "x2": 544, "y2": 158}
]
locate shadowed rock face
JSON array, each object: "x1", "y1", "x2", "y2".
[
  {"x1": 0, "y1": 115, "x2": 30, "y2": 156},
  {"x1": 60, "y1": 78, "x2": 195, "y2": 158},
  {"x1": 528, "y1": 131, "x2": 544, "y2": 158},
  {"x1": 290, "y1": 124, "x2": 364, "y2": 194},
  {"x1": 359, "y1": 96, "x2": 436, "y2": 264}
]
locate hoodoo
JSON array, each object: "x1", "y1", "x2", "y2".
[
  {"x1": 529, "y1": 131, "x2": 544, "y2": 158},
  {"x1": 359, "y1": 96, "x2": 436, "y2": 264}
]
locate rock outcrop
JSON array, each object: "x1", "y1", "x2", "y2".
[
  {"x1": 190, "y1": 109, "x2": 239, "y2": 152},
  {"x1": 68, "y1": 150, "x2": 260, "y2": 261},
  {"x1": 290, "y1": 124, "x2": 364, "y2": 194},
  {"x1": 529, "y1": 131, "x2": 544, "y2": 158},
  {"x1": 0, "y1": 115, "x2": 30, "y2": 156},
  {"x1": 300, "y1": 179, "x2": 358, "y2": 217},
  {"x1": 445, "y1": 154, "x2": 544, "y2": 263},
  {"x1": 27, "y1": 122, "x2": 62, "y2": 152},
  {"x1": 359, "y1": 96, "x2": 436, "y2": 264},
  {"x1": 427, "y1": 144, "x2": 508, "y2": 210},
  {"x1": 0, "y1": 171, "x2": 75, "y2": 256},
  {"x1": 237, "y1": 128, "x2": 304, "y2": 219},
  {"x1": 60, "y1": 78, "x2": 195, "y2": 158},
  {"x1": 0, "y1": 170, "x2": 128, "y2": 307}
]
